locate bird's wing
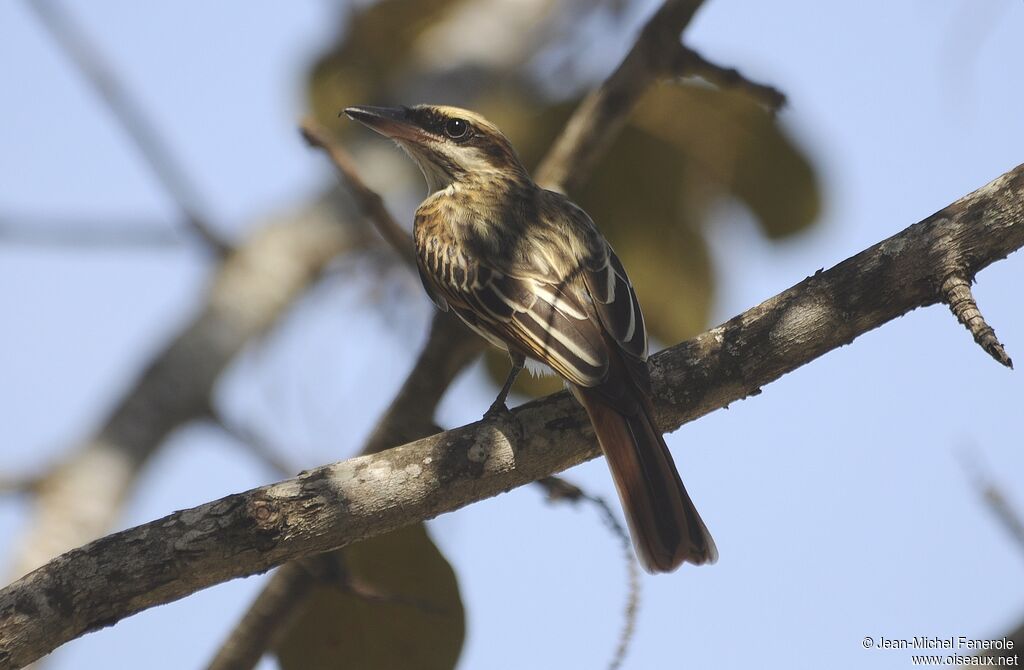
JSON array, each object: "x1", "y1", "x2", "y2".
[
  {"x1": 420, "y1": 239, "x2": 610, "y2": 387},
  {"x1": 581, "y1": 242, "x2": 648, "y2": 362},
  {"x1": 415, "y1": 252, "x2": 449, "y2": 312}
]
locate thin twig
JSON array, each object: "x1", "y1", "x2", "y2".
[
  {"x1": 300, "y1": 118, "x2": 418, "y2": 268},
  {"x1": 958, "y1": 446, "x2": 1024, "y2": 558},
  {"x1": 207, "y1": 414, "x2": 297, "y2": 479},
  {"x1": 363, "y1": 311, "x2": 484, "y2": 455},
  {"x1": 536, "y1": 477, "x2": 639, "y2": 670},
  {"x1": 206, "y1": 550, "x2": 450, "y2": 670},
  {"x1": 675, "y1": 45, "x2": 787, "y2": 112},
  {"x1": 534, "y1": 0, "x2": 706, "y2": 192},
  {"x1": 942, "y1": 274, "x2": 1013, "y2": 368},
  {"x1": 0, "y1": 474, "x2": 42, "y2": 497},
  {"x1": 337, "y1": 574, "x2": 451, "y2": 617},
  {"x1": 25, "y1": 0, "x2": 229, "y2": 255},
  {"x1": 0, "y1": 216, "x2": 189, "y2": 248},
  {"x1": 205, "y1": 562, "x2": 317, "y2": 670}
]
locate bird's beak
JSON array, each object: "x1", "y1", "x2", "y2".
[{"x1": 343, "y1": 106, "x2": 424, "y2": 142}]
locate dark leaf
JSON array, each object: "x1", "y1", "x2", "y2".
[{"x1": 275, "y1": 525, "x2": 464, "y2": 670}]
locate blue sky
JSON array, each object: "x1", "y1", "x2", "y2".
[{"x1": 2, "y1": 1, "x2": 1023, "y2": 668}]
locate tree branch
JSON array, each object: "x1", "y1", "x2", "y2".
[
  {"x1": 300, "y1": 119, "x2": 417, "y2": 268},
  {"x1": 206, "y1": 310, "x2": 482, "y2": 669},
  {"x1": 942, "y1": 274, "x2": 1013, "y2": 368},
  {"x1": 2, "y1": 163, "x2": 1021, "y2": 669},
  {"x1": 203, "y1": 561, "x2": 317, "y2": 670},
  {"x1": 534, "y1": 0, "x2": 706, "y2": 191},
  {"x1": 209, "y1": 117, "x2": 488, "y2": 669},
  {"x1": 208, "y1": 415, "x2": 296, "y2": 480},
  {"x1": 5, "y1": 193, "x2": 370, "y2": 581},
  {"x1": 0, "y1": 215, "x2": 189, "y2": 248},
  {"x1": 25, "y1": 0, "x2": 229, "y2": 254},
  {"x1": 959, "y1": 447, "x2": 1024, "y2": 560},
  {"x1": 0, "y1": 475, "x2": 42, "y2": 497},
  {"x1": 960, "y1": 446, "x2": 1024, "y2": 665},
  {"x1": 362, "y1": 311, "x2": 485, "y2": 455},
  {"x1": 674, "y1": 45, "x2": 787, "y2": 112}
]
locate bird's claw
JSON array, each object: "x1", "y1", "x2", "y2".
[{"x1": 483, "y1": 401, "x2": 514, "y2": 422}]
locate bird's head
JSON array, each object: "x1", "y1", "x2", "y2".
[{"x1": 344, "y1": 104, "x2": 530, "y2": 193}]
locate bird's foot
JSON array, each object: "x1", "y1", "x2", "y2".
[{"x1": 483, "y1": 400, "x2": 514, "y2": 422}]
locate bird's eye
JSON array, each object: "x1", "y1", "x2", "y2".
[{"x1": 444, "y1": 118, "x2": 469, "y2": 139}]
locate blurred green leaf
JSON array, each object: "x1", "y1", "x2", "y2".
[
  {"x1": 308, "y1": 0, "x2": 465, "y2": 128},
  {"x1": 275, "y1": 525, "x2": 464, "y2": 670},
  {"x1": 632, "y1": 82, "x2": 821, "y2": 239}
]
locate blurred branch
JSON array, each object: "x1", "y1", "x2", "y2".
[
  {"x1": 333, "y1": 570, "x2": 450, "y2": 616},
  {"x1": 208, "y1": 414, "x2": 297, "y2": 479},
  {"x1": 535, "y1": 0, "x2": 791, "y2": 190},
  {"x1": 207, "y1": 156, "x2": 472, "y2": 670},
  {"x1": 535, "y1": 0, "x2": 706, "y2": 192},
  {"x1": 536, "y1": 477, "x2": 639, "y2": 670},
  {"x1": 25, "y1": 0, "x2": 229, "y2": 255},
  {"x1": 674, "y1": 45, "x2": 787, "y2": 112},
  {"x1": 959, "y1": 447, "x2": 1024, "y2": 558},
  {"x1": 204, "y1": 314, "x2": 481, "y2": 670},
  {"x1": 4, "y1": 163, "x2": 1022, "y2": 668},
  {"x1": 0, "y1": 474, "x2": 42, "y2": 497},
  {"x1": 363, "y1": 312, "x2": 484, "y2": 454},
  {"x1": 204, "y1": 560, "x2": 317, "y2": 670},
  {"x1": 300, "y1": 118, "x2": 417, "y2": 268},
  {"x1": 0, "y1": 216, "x2": 189, "y2": 248},
  {"x1": 5, "y1": 193, "x2": 371, "y2": 582},
  {"x1": 207, "y1": 311, "x2": 480, "y2": 670}
]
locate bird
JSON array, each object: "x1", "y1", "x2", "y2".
[{"x1": 344, "y1": 104, "x2": 717, "y2": 573}]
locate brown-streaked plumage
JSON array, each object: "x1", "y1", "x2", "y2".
[{"x1": 344, "y1": 104, "x2": 717, "y2": 572}]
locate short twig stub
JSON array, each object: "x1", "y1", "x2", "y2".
[{"x1": 941, "y1": 274, "x2": 1013, "y2": 368}]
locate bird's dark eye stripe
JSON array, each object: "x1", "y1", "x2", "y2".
[{"x1": 444, "y1": 118, "x2": 470, "y2": 140}]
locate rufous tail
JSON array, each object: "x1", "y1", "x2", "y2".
[{"x1": 577, "y1": 388, "x2": 717, "y2": 573}]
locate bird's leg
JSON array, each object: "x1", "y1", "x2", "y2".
[{"x1": 485, "y1": 351, "x2": 525, "y2": 420}]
